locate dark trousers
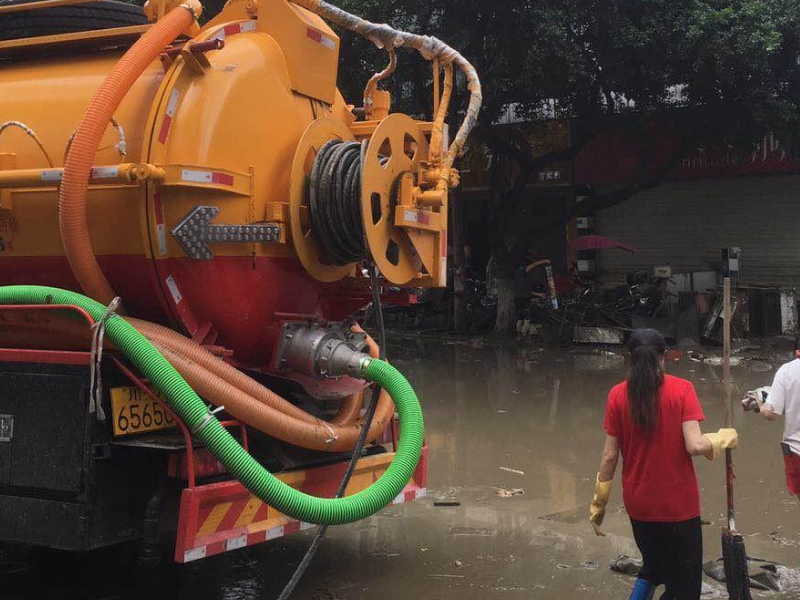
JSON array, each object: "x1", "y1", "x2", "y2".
[{"x1": 630, "y1": 517, "x2": 702, "y2": 600}]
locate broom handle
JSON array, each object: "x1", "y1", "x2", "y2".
[{"x1": 723, "y1": 276, "x2": 736, "y2": 530}]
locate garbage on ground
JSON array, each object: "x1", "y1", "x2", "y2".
[
  {"x1": 433, "y1": 500, "x2": 461, "y2": 507},
  {"x1": 703, "y1": 355, "x2": 743, "y2": 367},
  {"x1": 495, "y1": 488, "x2": 525, "y2": 497},
  {"x1": 609, "y1": 554, "x2": 642, "y2": 576},
  {"x1": 703, "y1": 558, "x2": 795, "y2": 592},
  {"x1": 749, "y1": 360, "x2": 773, "y2": 372},
  {"x1": 498, "y1": 466, "x2": 525, "y2": 475},
  {"x1": 573, "y1": 326, "x2": 625, "y2": 345}
]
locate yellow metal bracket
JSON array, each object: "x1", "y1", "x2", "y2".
[{"x1": 158, "y1": 164, "x2": 252, "y2": 196}]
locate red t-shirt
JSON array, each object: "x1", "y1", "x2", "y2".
[{"x1": 603, "y1": 374, "x2": 705, "y2": 522}]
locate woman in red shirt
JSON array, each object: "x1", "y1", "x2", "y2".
[{"x1": 588, "y1": 329, "x2": 738, "y2": 600}]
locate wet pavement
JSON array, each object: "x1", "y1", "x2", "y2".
[{"x1": 5, "y1": 336, "x2": 800, "y2": 599}]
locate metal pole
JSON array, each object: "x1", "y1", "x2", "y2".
[{"x1": 723, "y1": 276, "x2": 735, "y2": 531}]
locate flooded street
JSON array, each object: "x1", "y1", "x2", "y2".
[{"x1": 6, "y1": 337, "x2": 799, "y2": 599}]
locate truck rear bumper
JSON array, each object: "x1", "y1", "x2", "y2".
[{"x1": 175, "y1": 446, "x2": 429, "y2": 563}]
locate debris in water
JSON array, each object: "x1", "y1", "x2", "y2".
[
  {"x1": 433, "y1": 500, "x2": 460, "y2": 507},
  {"x1": 497, "y1": 409, "x2": 509, "y2": 414},
  {"x1": 609, "y1": 554, "x2": 642, "y2": 576},
  {"x1": 454, "y1": 560, "x2": 463, "y2": 568},
  {"x1": 704, "y1": 356, "x2": 743, "y2": 367},
  {"x1": 581, "y1": 560, "x2": 599, "y2": 570},
  {"x1": 688, "y1": 350, "x2": 705, "y2": 362},
  {"x1": 495, "y1": 488, "x2": 525, "y2": 497},
  {"x1": 555, "y1": 563, "x2": 570, "y2": 569},
  {"x1": 498, "y1": 466, "x2": 525, "y2": 476},
  {"x1": 748, "y1": 360, "x2": 773, "y2": 373},
  {"x1": 449, "y1": 526, "x2": 496, "y2": 537}
]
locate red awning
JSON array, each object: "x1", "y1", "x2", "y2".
[{"x1": 569, "y1": 235, "x2": 637, "y2": 253}]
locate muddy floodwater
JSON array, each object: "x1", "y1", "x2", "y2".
[{"x1": 5, "y1": 337, "x2": 800, "y2": 599}]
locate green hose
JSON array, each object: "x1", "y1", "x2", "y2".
[{"x1": 0, "y1": 285, "x2": 424, "y2": 525}]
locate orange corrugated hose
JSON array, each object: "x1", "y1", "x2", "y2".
[
  {"x1": 58, "y1": 4, "x2": 198, "y2": 305},
  {"x1": 129, "y1": 318, "x2": 385, "y2": 429},
  {"x1": 157, "y1": 346, "x2": 394, "y2": 452},
  {"x1": 0, "y1": 317, "x2": 393, "y2": 450}
]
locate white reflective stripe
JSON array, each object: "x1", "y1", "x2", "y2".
[
  {"x1": 157, "y1": 224, "x2": 167, "y2": 256},
  {"x1": 266, "y1": 526, "x2": 284, "y2": 540},
  {"x1": 299, "y1": 521, "x2": 315, "y2": 531},
  {"x1": 392, "y1": 493, "x2": 404, "y2": 505},
  {"x1": 181, "y1": 169, "x2": 212, "y2": 183},
  {"x1": 165, "y1": 275, "x2": 182, "y2": 304},
  {"x1": 319, "y1": 35, "x2": 335, "y2": 49},
  {"x1": 91, "y1": 166, "x2": 118, "y2": 179},
  {"x1": 184, "y1": 547, "x2": 206, "y2": 562},
  {"x1": 416, "y1": 488, "x2": 427, "y2": 499},
  {"x1": 226, "y1": 534, "x2": 248, "y2": 551},
  {"x1": 241, "y1": 20, "x2": 256, "y2": 32},
  {"x1": 166, "y1": 90, "x2": 181, "y2": 117},
  {"x1": 404, "y1": 209, "x2": 418, "y2": 223},
  {"x1": 41, "y1": 169, "x2": 62, "y2": 182}
]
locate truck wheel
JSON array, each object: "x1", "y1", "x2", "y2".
[{"x1": 0, "y1": 0, "x2": 146, "y2": 41}]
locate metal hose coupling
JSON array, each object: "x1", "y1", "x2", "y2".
[{"x1": 278, "y1": 323, "x2": 371, "y2": 379}]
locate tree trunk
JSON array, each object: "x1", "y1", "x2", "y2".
[{"x1": 494, "y1": 276, "x2": 516, "y2": 335}]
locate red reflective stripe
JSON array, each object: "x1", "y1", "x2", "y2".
[
  {"x1": 306, "y1": 28, "x2": 322, "y2": 43},
  {"x1": 223, "y1": 24, "x2": 240, "y2": 35},
  {"x1": 283, "y1": 521, "x2": 300, "y2": 535},
  {"x1": 158, "y1": 115, "x2": 172, "y2": 144},
  {"x1": 211, "y1": 172, "x2": 234, "y2": 185},
  {"x1": 154, "y1": 192, "x2": 164, "y2": 225}
]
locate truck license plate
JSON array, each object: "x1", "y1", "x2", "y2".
[{"x1": 110, "y1": 387, "x2": 176, "y2": 436}]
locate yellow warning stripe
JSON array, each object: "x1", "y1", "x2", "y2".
[
  {"x1": 197, "y1": 502, "x2": 232, "y2": 537},
  {"x1": 234, "y1": 497, "x2": 263, "y2": 529}
]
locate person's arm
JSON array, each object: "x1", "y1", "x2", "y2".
[
  {"x1": 589, "y1": 435, "x2": 618, "y2": 536},
  {"x1": 683, "y1": 420, "x2": 713, "y2": 458},
  {"x1": 762, "y1": 371, "x2": 786, "y2": 421},
  {"x1": 598, "y1": 434, "x2": 619, "y2": 481},
  {"x1": 760, "y1": 403, "x2": 780, "y2": 421},
  {"x1": 683, "y1": 420, "x2": 738, "y2": 460}
]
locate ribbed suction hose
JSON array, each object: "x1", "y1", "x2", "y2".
[
  {"x1": 0, "y1": 286, "x2": 424, "y2": 525},
  {"x1": 58, "y1": 4, "x2": 199, "y2": 305}
]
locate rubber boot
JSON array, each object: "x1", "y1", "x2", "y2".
[{"x1": 628, "y1": 578, "x2": 655, "y2": 600}]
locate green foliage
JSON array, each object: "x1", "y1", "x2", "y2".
[{"x1": 334, "y1": 0, "x2": 800, "y2": 145}]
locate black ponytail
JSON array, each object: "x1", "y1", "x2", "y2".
[{"x1": 627, "y1": 329, "x2": 666, "y2": 430}]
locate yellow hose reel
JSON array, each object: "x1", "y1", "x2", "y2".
[{"x1": 289, "y1": 113, "x2": 447, "y2": 286}]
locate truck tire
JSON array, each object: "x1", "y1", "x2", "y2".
[{"x1": 0, "y1": 0, "x2": 147, "y2": 41}]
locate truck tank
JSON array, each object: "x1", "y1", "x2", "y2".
[{"x1": 0, "y1": 1, "x2": 368, "y2": 370}]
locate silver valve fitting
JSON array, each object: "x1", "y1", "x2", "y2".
[{"x1": 278, "y1": 322, "x2": 372, "y2": 379}]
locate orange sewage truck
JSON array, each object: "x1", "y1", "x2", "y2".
[{"x1": 0, "y1": 0, "x2": 480, "y2": 562}]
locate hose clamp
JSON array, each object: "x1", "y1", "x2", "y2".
[{"x1": 192, "y1": 404, "x2": 225, "y2": 435}]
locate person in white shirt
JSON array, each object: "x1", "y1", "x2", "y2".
[{"x1": 744, "y1": 337, "x2": 800, "y2": 500}]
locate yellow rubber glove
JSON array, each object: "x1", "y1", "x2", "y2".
[
  {"x1": 588, "y1": 473, "x2": 612, "y2": 536},
  {"x1": 703, "y1": 428, "x2": 738, "y2": 461}
]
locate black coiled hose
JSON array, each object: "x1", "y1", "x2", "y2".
[{"x1": 308, "y1": 140, "x2": 366, "y2": 265}]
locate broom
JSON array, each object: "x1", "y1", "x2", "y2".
[{"x1": 721, "y1": 276, "x2": 752, "y2": 600}]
